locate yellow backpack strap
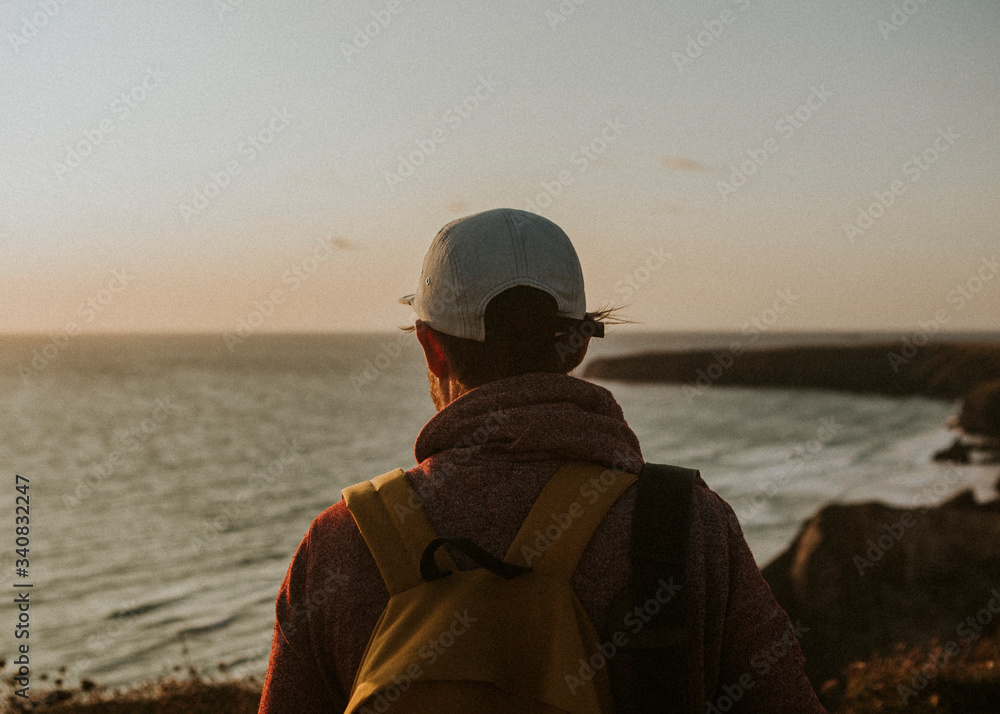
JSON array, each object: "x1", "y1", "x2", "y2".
[
  {"x1": 342, "y1": 468, "x2": 457, "y2": 595},
  {"x1": 505, "y1": 461, "x2": 637, "y2": 579}
]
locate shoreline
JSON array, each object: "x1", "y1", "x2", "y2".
[{"x1": 7, "y1": 485, "x2": 1000, "y2": 712}]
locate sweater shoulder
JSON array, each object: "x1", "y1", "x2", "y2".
[
  {"x1": 309, "y1": 498, "x2": 358, "y2": 537},
  {"x1": 691, "y1": 477, "x2": 743, "y2": 539},
  {"x1": 288, "y1": 498, "x2": 382, "y2": 595}
]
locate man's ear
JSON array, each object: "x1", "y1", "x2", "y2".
[{"x1": 415, "y1": 320, "x2": 449, "y2": 379}]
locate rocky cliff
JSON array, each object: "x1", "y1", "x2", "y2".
[{"x1": 760, "y1": 479, "x2": 1000, "y2": 687}]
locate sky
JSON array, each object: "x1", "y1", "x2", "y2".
[{"x1": 2, "y1": 0, "x2": 999, "y2": 335}]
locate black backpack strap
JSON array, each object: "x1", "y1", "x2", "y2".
[{"x1": 606, "y1": 462, "x2": 697, "y2": 713}]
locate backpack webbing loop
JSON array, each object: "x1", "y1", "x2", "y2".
[{"x1": 421, "y1": 536, "x2": 532, "y2": 581}]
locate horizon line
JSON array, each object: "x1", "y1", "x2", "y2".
[{"x1": 1, "y1": 328, "x2": 998, "y2": 338}]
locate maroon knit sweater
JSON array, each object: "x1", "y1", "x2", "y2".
[{"x1": 259, "y1": 373, "x2": 824, "y2": 712}]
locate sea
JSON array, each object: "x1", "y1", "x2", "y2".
[{"x1": 1, "y1": 331, "x2": 999, "y2": 689}]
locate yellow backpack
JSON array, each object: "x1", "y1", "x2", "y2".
[{"x1": 341, "y1": 460, "x2": 637, "y2": 713}]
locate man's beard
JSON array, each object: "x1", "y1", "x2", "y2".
[
  {"x1": 427, "y1": 368, "x2": 470, "y2": 410},
  {"x1": 428, "y1": 368, "x2": 448, "y2": 411}
]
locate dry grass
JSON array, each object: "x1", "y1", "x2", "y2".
[
  {"x1": 820, "y1": 636, "x2": 1000, "y2": 713},
  {"x1": 1, "y1": 669, "x2": 262, "y2": 713},
  {"x1": 4, "y1": 638, "x2": 998, "y2": 712}
]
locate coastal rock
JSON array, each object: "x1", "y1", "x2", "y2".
[
  {"x1": 585, "y1": 342, "x2": 1000, "y2": 461},
  {"x1": 957, "y1": 379, "x2": 1000, "y2": 440},
  {"x1": 583, "y1": 343, "x2": 1000, "y2": 400},
  {"x1": 760, "y1": 482, "x2": 1000, "y2": 686},
  {"x1": 933, "y1": 379, "x2": 1000, "y2": 463}
]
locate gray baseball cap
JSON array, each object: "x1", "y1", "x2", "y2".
[{"x1": 399, "y1": 208, "x2": 596, "y2": 342}]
